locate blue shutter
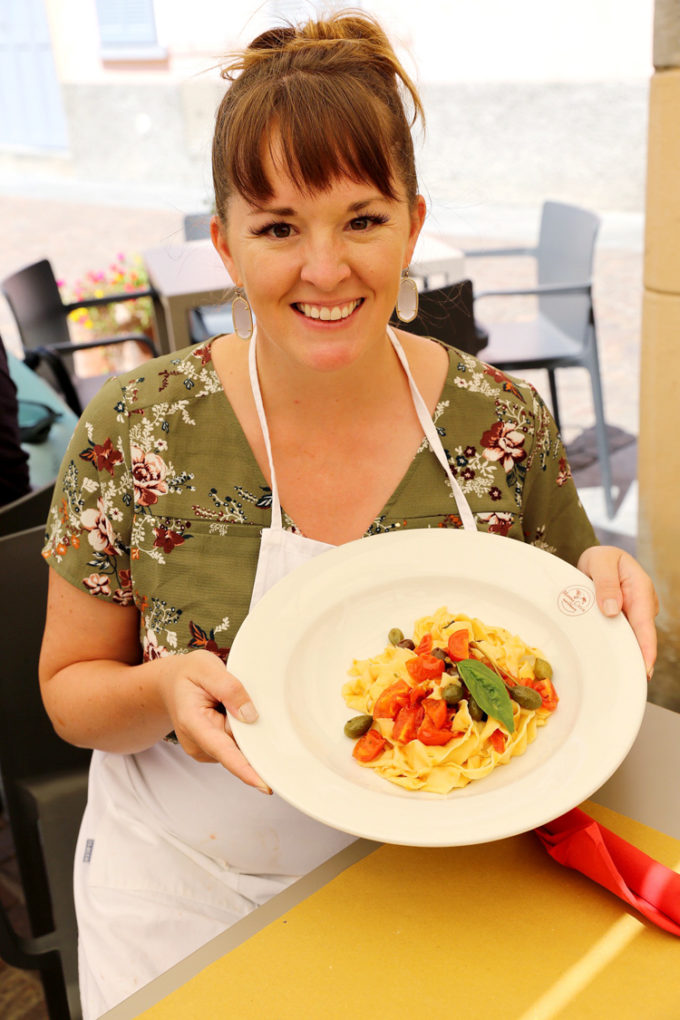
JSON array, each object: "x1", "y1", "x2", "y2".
[
  {"x1": 95, "y1": 0, "x2": 158, "y2": 48},
  {"x1": 0, "y1": 0, "x2": 68, "y2": 150}
]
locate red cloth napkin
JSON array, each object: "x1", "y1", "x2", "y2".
[{"x1": 534, "y1": 808, "x2": 680, "y2": 936}]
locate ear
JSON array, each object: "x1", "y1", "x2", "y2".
[
  {"x1": 211, "y1": 215, "x2": 242, "y2": 287},
  {"x1": 404, "y1": 195, "x2": 427, "y2": 268}
]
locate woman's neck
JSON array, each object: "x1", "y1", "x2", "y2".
[{"x1": 254, "y1": 328, "x2": 409, "y2": 426}]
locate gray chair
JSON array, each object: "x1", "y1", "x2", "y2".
[
  {"x1": 466, "y1": 201, "x2": 614, "y2": 518},
  {"x1": 0, "y1": 524, "x2": 91, "y2": 1019},
  {"x1": 183, "y1": 213, "x2": 233, "y2": 342},
  {"x1": 396, "y1": 279, "x2": 489, "y2": 357},
  {"x1": 2, "y1": 258, "x2": 158, "y2": 416}
]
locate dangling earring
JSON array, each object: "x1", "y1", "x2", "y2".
[
  {"x1": 395, "y1": 268, "x2": 419, "y2": 323},
  {"x1": 232, "y1": 287, "x2": 253, "y2": 340}
]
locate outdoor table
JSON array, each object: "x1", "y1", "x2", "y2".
[
  {"x1": 102, "y1": 700, "x2": 680, "y2": 1020},
  {"x1": 143, "y1": 234, "x2": 466, "y2": 354}
]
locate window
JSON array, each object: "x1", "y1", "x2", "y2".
[{"x1": 95, "y1": 0, "x2": 166, "y2": 59}]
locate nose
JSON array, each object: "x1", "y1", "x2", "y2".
[{"x1": 299, "y1": 235, "x2": 351, "y2": 291}]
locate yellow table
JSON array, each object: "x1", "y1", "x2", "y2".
[{"x1": 103, "y1": 703, "x2": 680, "y2": 1020}]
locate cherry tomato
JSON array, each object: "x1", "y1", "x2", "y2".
[
  {"x1": 406, "y1": 653, "x2": 445, "y2": 683},
  {"x1": 352, "y1": 728, "x2": 387, "y2": 762},
  {"x1": 422, "y1": 697, "x2": 448, "y2": 729},
  {"x1": 447, "y1": 630, "x2": 470, "y2": 662},
  {"x1": 417, "y1": 719, "x2": 454, "y2": 746},
  {"x1": 532, "y1": 678, "x2": 559, "y2": 712},
  {"x1": 488, "y1": 728, "x2": 507, "y2": 753},
  {"x1": 393, "y1": 705, "x2": 425, "y2": 743},
  {"x1": 415, "y1": 633, "x2": 433, "y2": 655},
  {"x1": 373, "y1": 680, "x2": 409, "y2": 719}
]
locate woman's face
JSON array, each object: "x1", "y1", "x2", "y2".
[{"x1": 212, "y1": 141, "x2": 426, "y2": 375}]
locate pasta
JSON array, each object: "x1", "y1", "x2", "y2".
[{"x1": 342, "y1": 606, "x2": 558, "y2": 794}]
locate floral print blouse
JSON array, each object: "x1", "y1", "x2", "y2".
[{"x1": 43, "y1": 339, "x2": 597, "y2": 662}]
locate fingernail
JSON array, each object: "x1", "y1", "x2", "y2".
[
  {"x1": 257, "y1": 782, "x2": 272, "y2": 795},
  {"x1": 603, "y1": 598, "x2": 619, "y2": 617},
  {"x1": 238, "y1": 702, "x2": 259, "y2": 724},
  {"x1": 647, "y1": 666, "x2": 655, "y2": 682}
]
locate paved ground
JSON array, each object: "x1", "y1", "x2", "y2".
[{"x1": 0, "y1": 191, "x2": 673, "y2": 1019}]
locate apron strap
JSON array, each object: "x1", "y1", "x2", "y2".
[
  {"x1": 386, "y1": 327, "x2": 477, "y2": 532},
  {"x1": 248, "y1": 328, "x2": 284, "y2": 530},
  {"x1": 248, "y1": 325, "x2": 477, "y2": 535}
]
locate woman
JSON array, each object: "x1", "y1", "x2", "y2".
[{"x1": 39, "y1": 11, "x2": 657, "y2": 1018}]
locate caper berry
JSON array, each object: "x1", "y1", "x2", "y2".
[
  {"x1": 388, "y1": 628, "x2": 404, "y2": 646},
  {"x1": 397, "y1": 638, "x2": 415, "y2": 650},
  {"x1": 430, "y1": 647, "x2": 449, "y2": 662},
  {"x1": 468, "y1": 696, "x2": 486, "y2": 722},
  {"x1": 509, "y1": 685, "x2": 543, "y2": 711},
  {"x1": 534, "y1": 657, "x2": 553, "y2": 680},
  {"x1": 343, "y1": 714, "x2": 374, "y2": 739},
  {"x1": 442, "y1": 680, "x2": 465, "y2": 706}
]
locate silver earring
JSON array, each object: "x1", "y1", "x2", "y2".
[
  {"x1": 232, "y1": 288, "x2": 253, "y2": 340},
  {"x1": 395, "y1": 269, "x2": 419, "y2": 323}
]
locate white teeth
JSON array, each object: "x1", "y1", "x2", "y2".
[{"x1": 297, "y1": 300, "x2": 359, "y2": 321}]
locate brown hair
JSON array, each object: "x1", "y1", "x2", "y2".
[{"x1": 211, "y1": 10, "x2": 424, "y2": 222}]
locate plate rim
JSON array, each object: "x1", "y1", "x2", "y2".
[{"x1": 228, "y1": 529, "x2": 647, "y2": 846}]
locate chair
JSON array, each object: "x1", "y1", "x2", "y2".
[
  {"x1": 0, "y1": 481, "x2": 55, "y2": 537},
  {"x1": 466, "y1": 201, "x2": 614, "y2": 518},
  {"x1": 396, "y1": 279, "x2": 489, "y2": 358},
  {"x1": 183, "y1": 213, "x2": 233, "y2": 342},
  {"x1": 1, "y1": 258, "x2": 158, "y2": 416},
  {"x1": 0, "y1": 524, "x2": 91, "y2": 1019}
]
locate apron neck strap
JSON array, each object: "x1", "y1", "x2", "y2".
[
  {"x1": 248, "y1": 326, "x2": 477, "y2": 534},
  {"x1": 248, "y1": 328, "x2": 283, "y2": 529},
  {"x1": 386, "y1": 327, "x2": 476, "y2": 531}
]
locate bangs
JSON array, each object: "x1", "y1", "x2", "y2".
[{"x1": 225, "y1": 74, "x2": 409, "y2": 205}]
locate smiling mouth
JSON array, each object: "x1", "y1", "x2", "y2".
[{"x1": 293, "y1": 299, "x2": 363, "y2": 322}]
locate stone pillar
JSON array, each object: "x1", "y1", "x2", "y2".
[{"x1": 638, "y1": 0, "x2": 680, "y2": 704}]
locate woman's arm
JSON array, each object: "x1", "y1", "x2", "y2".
[
  {"x1": 577, "y1": 545, "x2": 658, "y2": 678},
  {"x1": 39, "y1": 571, "x2": 270, "y2": 791}
]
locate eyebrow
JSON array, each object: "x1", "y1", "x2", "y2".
[{"x1": 247, "y1": 197, "x2": 386, "y2": 216}]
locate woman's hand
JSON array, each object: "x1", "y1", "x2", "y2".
[
  {"x1": 158, "y1": 649, "x2": 271, "y2": 793},
  {"x1": 577, "y1": 545, "x2": 658, "y2": 678},
  {"x1": 40, "y1": 572, "x2": 271, "y2": 793}
]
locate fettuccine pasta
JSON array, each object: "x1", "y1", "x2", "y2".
[{"x1": 342, "y1": 606, "x2": 558, "y2": 794}]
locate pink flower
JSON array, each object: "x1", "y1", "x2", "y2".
[
  {"x1": 81, "y1": 499, "x2": 121, "y2": 555},
  {"x1": 481, "y1": 421, "x2": 527, "y2": 473},
  {"x1": 131, "y1": 445, "x2": 168, "y2": 507},
  {"x1": 83, "y1": 573, "x2": 111, "y2": 596}
]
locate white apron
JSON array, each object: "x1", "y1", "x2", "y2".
[{"x1": 74, "y1": 326, "x2": 476, "y2": 1019}]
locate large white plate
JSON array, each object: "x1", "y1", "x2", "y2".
[{"x1": 228, "y1": 529, "x2": 646, "y2": 846}]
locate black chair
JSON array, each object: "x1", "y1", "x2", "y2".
[
  {"x1": 465, "y1": 200, "x2": 614, "y2": 517},
  {"x1": 396, "y1": 279, "x2": 488, "y2": 358},
  {"x1": 1, "y1": 258, "x2": 158, "y2": 416},
  {"x1": 183, "y1": 213, "x2": 233, "y2": 342},
  {"x1": 0, "y1": 481, "x2": 55, "y2": 537},
  {"x1": 0, "y1": 524, "x2": 91, "y2": 1019}
]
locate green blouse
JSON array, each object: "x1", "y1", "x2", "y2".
[{"x1": 43, "y1": 339, "x2": 597, "y2": 662}]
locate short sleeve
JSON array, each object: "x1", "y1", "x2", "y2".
[
  {"x1": 43, "y1": 376, "x2": 135, "y2": 606},
  {"x1": 521, "y1": 386, "x2": 598, "y2": 566}
]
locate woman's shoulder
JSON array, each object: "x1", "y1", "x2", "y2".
[
  {"x1": 86, "y1": 341, "x2": 224, "y2": 419},
  {"x1": 439, "y1": 343, "x2": 541, "y2": 417}
]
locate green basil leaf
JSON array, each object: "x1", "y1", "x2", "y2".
[{"x1": 457, "y1": 659, "x2": 515, "y2": 733}]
